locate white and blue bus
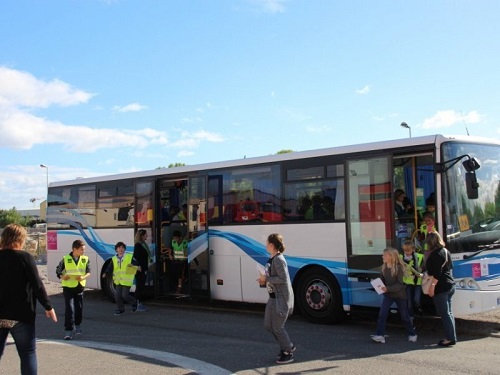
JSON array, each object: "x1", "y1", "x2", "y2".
[{"x1": 46, "y1": 134, "x2": 500, "y2": 323}]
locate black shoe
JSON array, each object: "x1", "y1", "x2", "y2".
[
  {"x1": 276, "y1": 351, "x2": 294, "y2": 364},
  {"x1": 276, "y1": 345, "x2": 296, "y2": 359},
  {"x1": 438, "y1": 339, "x2": 456, "y2": 347},
  {"x1": 114, "y1": 309, "x2": 125, "y2": 315}
]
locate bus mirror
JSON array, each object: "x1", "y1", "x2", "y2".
[
  {"x1": 465, "y1": 172, "x2": 479, "y2": 199},
  {"x1": 463, "y1": 157, "x2": 480, "y2": 172}
]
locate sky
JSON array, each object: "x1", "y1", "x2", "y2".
[{"x1": 1, "y1": 0, "x2": 500, "y2": 211}]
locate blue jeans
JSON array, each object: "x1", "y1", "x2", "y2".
[
  {"x1": 115, "y1": 284, "x2": 136, "y2": 310},
  {"x1": 405, "y1": 284, "x2": 422, "y2": 318},
  {"x1": 376, "y1": 295, "x2": 416, "y2": 336},
  {"x1": 0, "y1": 321, "x2": 37, "y2": 375},
  {"x1": 63, "y1": 287, "x2": 84, "y2": 331},
  {"x1": 433, "y1": 286, "x2": 457, "y2": 342}
]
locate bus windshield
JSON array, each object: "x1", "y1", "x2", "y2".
[{"x1": 443, "y1": 142, "x2": 500, "y2": 254}]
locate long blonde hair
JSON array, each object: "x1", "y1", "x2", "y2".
[{"x1": 381, "y1": 247, "x2": 407, "y2": 277}]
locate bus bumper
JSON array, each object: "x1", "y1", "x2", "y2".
[{"x1": 452, "y1": 288, "x2": 500, "y2": 316}]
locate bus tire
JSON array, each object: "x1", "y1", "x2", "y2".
[
  {"x1": 296, "y1": 267, "x2": 344, "y2": 324},
  {"x1": 101, "y1": 265, "x2": 116, "y2": 303}
]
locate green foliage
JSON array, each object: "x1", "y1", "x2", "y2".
[
  {"x1": 156, "y1": 163, "x2": 186, "y2": 169},
  {"x1": 168, "y1": 163, "x2": 186, "y2": 168},
  {"x1": 0, "y1": 208, "x2": 31, "y2": 227},
  {"x1": 276, "y1": 150, "x2": 294, "y2": 154}
]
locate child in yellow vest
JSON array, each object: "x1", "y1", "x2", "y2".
[
  {"x1": 400, "y1": 240, "x2": 424, "y2": 322},
  {"x1": 102, "y1": 242, "x2": 140, "y2": 315},
  {"x1": 171, "y1": 230, "x2": 188, "y2": 294}
]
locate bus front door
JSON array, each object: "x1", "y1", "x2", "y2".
[{"x1": 188, "y1": 176, "x2": 210, "y2": 298}]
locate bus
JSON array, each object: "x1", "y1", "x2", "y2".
[{"x1": 46, "y1": 134, "x2": 500, "y2": 323}]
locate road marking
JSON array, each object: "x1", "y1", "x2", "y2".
[{"x1": 38, "y1": 339, "x2": 234, "y2": 375}]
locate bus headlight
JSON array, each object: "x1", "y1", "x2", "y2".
[{"x1": 456, "y1": 278, "x2": 479, "y2": 290}]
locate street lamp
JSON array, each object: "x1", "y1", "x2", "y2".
[
  {"x1": 40, "y1": 164, "x2": 48, "y2": 221},
  {"x1": 400, "y1": 122, "x2": 411, "y2": 138}
]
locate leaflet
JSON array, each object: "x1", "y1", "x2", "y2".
[{"x1": 370, "y1": 277, "x2": 385, "y2": 295}]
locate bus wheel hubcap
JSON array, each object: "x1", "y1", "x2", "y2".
[{"x1": 305, "y1": 282, "x2": 331, "y2": 311}]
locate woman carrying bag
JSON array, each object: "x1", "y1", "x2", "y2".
[{"x1": 425, "y1": 232, "x2": 457, "y2": 347}]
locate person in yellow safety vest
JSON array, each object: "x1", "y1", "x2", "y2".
[
  {"x1": 102, "y1": 242, "x2": 142, "y2": 315},
  {"x1": 169, "y1": 230, "x2": 188, "y2": 294},
  {"x1": 400, "y1": 240, "x2": 424, "y2": 323},
  {"x1": 419, "y1": 211, "x2": 437, "y2": 256},
  {"x1": 55, "y1": 239, "x2": 91, "y2": 340}
]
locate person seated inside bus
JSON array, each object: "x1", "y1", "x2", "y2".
[
  {"x1": 394, "y1": 189, "x2": 413, "y2": 222},
  {"x1": 305, "y1": 194, "x2": 327, "y2": 220},
  {"x1": 170, "y1": 230, "x2": 188, "y2": 294}
]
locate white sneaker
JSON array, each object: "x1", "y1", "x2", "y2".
[
  {"x1": 371, "y1": 335, "x2": 385, "y2": 343},
  {"x1": 408, "y1": 335, "x2": 418, "y2": 342}
]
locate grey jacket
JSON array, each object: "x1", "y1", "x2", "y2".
[{"x1": 266, "y1": 253, "x2": 294, "y2": 315}]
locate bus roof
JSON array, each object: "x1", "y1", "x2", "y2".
[{"x1": 49, "y1": 134, "x2": 500, "y2": 188}]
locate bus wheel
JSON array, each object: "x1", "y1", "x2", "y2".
[
  {"x1": 296, "y1": 267, "x2": 344, "y2": 324},
  {"x1": 102, "y1": 271, "x2": 116, "y2": 303}
]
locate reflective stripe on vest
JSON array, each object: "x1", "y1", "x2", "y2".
[
  {"x1": 172, "y1": 240, "x2": 188, "y2": 260},
  {"x1": 61, "y1": 255, "x2": 88, "y2": 288},
  {"x1": 112, "y1": 253, "x2": 135, "y2": 286},
  {"x1": 401, "y1": 253, "x2": 424, "y2": 285}
]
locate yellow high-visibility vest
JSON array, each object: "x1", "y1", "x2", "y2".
[
  {"x1": 172, "y1": 240, "x2": 188, "y2": 260},
  {"x1": 401, "y1": 253, "x2": 424, "y2": 285},
  {"x1": 61, "y1": 255, "x2": 88, "y2": 288},
  {"x1": 112, "y1": 253, "x2": 136, "y2": 286}
]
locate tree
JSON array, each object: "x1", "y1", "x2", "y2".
[
  {"x1": 156, "y1": 163, "x2": 186, "y2": 169},
  {"x1": 168, "y1": 163, "x2": 186, "y2": 168},
  {"x1": 276, "y1": 150, "x2": 294, "y2": 154},
  {"x1": 0, "y1": 208, "x2": 31, "y2": 228}
]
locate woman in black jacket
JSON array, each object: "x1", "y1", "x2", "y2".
[
  {"x1": 133, "y1": 229, "x2": 150, "y2": 311},
  {"x1": 0, "y1": 224, "x2": 57, "y2": 374},
  {"x1": 425, "y1": 231, "x2": 457, "y2": 346}
]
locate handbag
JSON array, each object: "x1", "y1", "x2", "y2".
[
  {"x1": 422, "y1": 249, "x2": 449, "y2": 295},
  {"x1": 421, "y1": 274, "x2": 433, "y2": 295}
]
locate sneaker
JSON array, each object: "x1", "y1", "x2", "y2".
[
  {"x1": 64, "y1": 331, "x2": 73, "y2": 340},
  {"x1": 371, "y1": 335, "x2": 386, "y2": 343},
  {"x1": 276, "y1": 345, "x2": 296, "y2": 359},
  {"x1": 75, "y1": 325, "x2": 83, "y2": 335},
  {"x1": 114, "y1": 309, "x2": 125, "y2": 315},
  {"x1": 134, "y1": 304, "x2": 146, "y2": 312},
  {"x1": 408, "y1": 335, "x2": 418, "y2": 343},
  {"x1": 276, "y1": 351, "x2": 294, "y2": 364}
]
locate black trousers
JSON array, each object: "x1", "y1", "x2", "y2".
[
  {"x1": 63, "y1": 286, "x2": 84, "y2": 331},
  {"x1": 135, "y1": 271, "x2": 147, "y2": 302}
]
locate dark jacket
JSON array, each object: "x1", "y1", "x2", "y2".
[
  {"x1": 380, "y1": 265, "x2": 406, "y2": 300},
  {"x1": 426, "y1": 247, "x2": 454, "y2": 294},
  {"x1": 133, "y1": 242, "x2": 149, "y2": 273},
  {"x1": 0, "y1": 249, "x2": 53, "y2": 324}
]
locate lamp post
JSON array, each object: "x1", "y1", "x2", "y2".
[
  {"x1": 40, "y1": 164, "x2": 48, "y2": 221},
  {"x1": 400, "y1": 122, "x2": 411, "y2": 138}
]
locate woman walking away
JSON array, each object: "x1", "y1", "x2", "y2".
[
  {"x1": 257, "y1": 233, "x2": 295, "y2": 364},
  {"x1": 371, "y1": 247, "x2": 417, "y2": 344},
  {"x1": 133, "y1": 229, "x2": 151, "y2": 312},
  {"x1": 0, "y1": 224, "x2": 57, "y2": 375},
  {"x1": 425, "y1": 232, "x2": 457, "y2": 346}
]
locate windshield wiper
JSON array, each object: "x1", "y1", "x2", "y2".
[{"x1": 463, "y1": 240, "x2": 500, "y2": 259}]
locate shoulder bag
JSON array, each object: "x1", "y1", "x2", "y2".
[{"x1": 422, "y1": 249, "x2": 448, "y2": 295}]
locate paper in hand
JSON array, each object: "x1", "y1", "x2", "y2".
[
  {"x1": 370, "y1": 277, "x2": 385, "y2": 295},
  {"x1": 256, "y1": 263, "x2": 265, "y2": 276}
]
